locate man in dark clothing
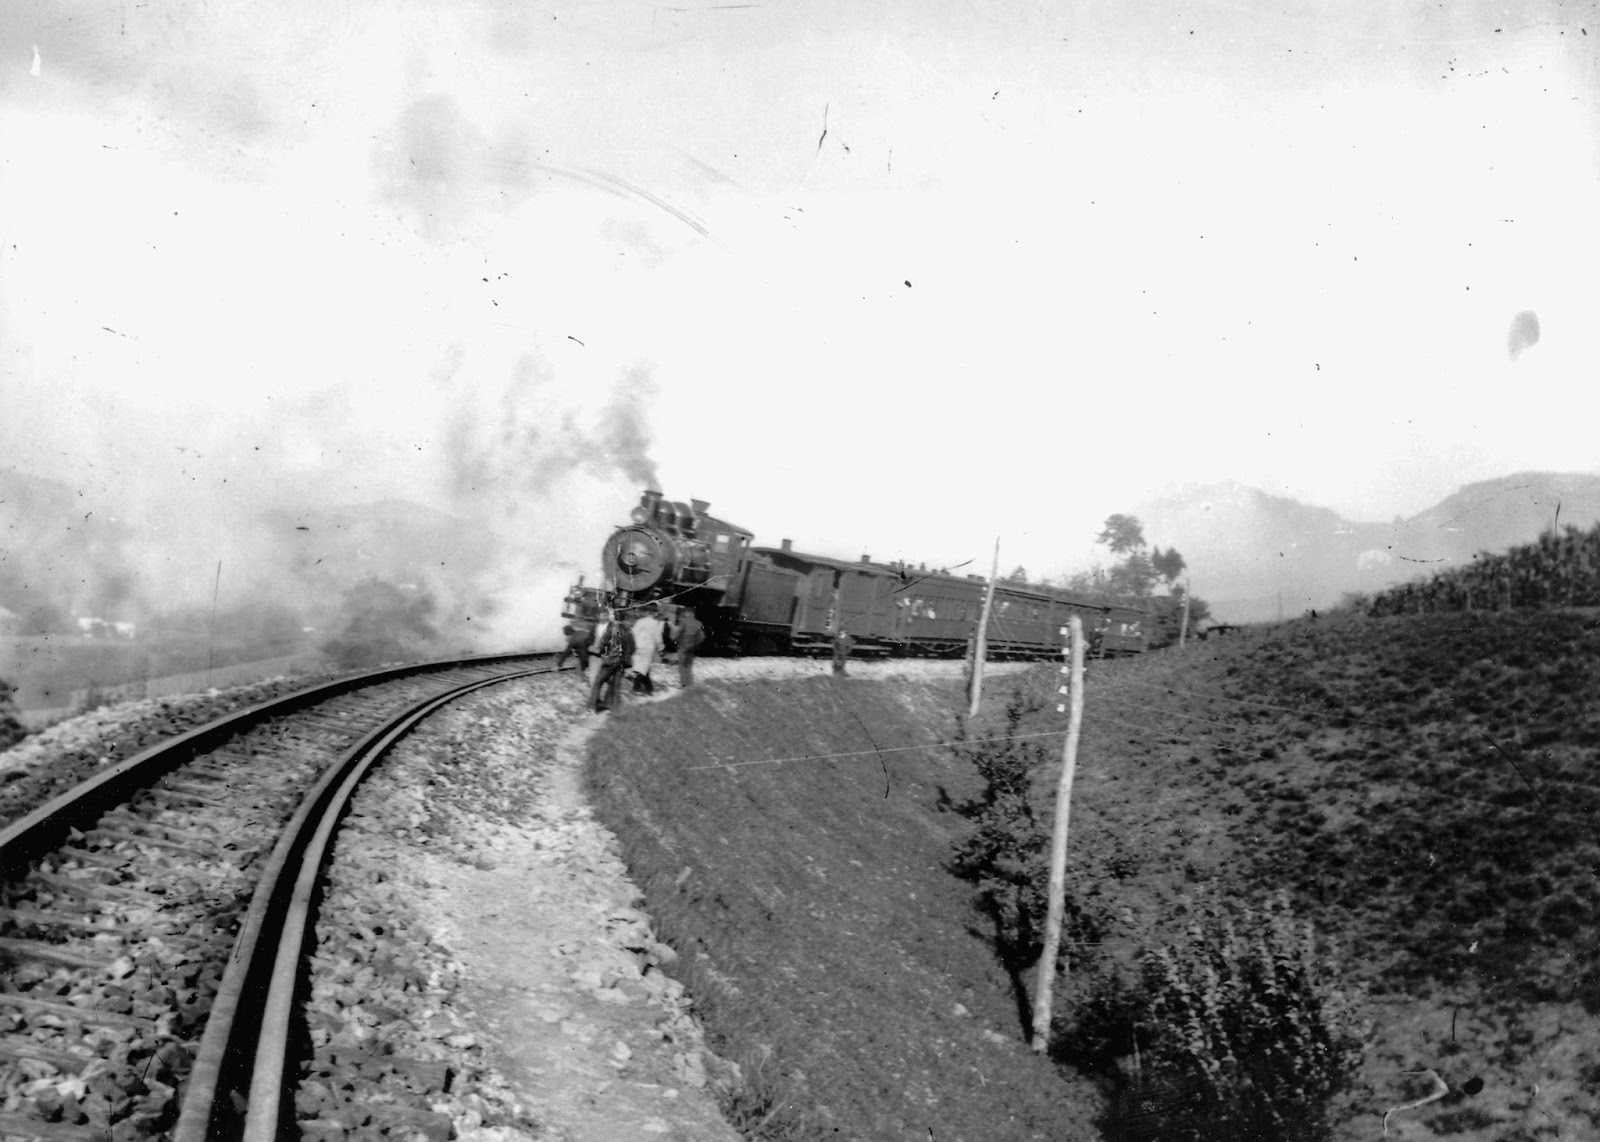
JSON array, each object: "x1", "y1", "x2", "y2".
[
  {"x1": 556, "y1": 618, "x2": 593, "y2": 676},
  {"x1": 672, "y1": 607, "x2": 705, "y2": 688},
  {"x1": 590, "y1": 612, "x2": 634, "y2": 713},
  {"x1": 832, "y1": 628, "x2": 854, "y2": 677}
]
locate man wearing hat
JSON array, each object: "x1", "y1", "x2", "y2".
[
  {"x1": 671, "y1": 606, "x2": 705, "y2": 688},
  {"x1": 555, "y1": 616, "x2": 594, "y2": 677},
  {"x1": 589, "y1": 608, "x2": 634, "y2": 713}
]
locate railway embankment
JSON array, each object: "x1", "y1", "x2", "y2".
[
  {"x1": 584, "y1": 661, "x2": 1106, "y2": 1142},
  {"x1": 586, "y1": 616, "x2": 1600, "y2": 1142}
]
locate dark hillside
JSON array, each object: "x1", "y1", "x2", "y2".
[
  {"x1": 586, "y1": 622, "x2": 1600, "y2": 1141},
  {"x1": 1051, "y1": 616, "x2": 1600, "y2": 1140},
  {"x1": 584, "y1": 673, "x2": 1104, "y2": 1142},
  {"x1": 1184, "y1": 613, "x2": 1600, "y2": 1000}
]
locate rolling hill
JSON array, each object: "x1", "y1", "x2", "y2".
[{"x1": 1137, "y1": 472, "x2": 1600, "y2": 623}]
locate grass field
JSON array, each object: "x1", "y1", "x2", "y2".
[
  {"x1": 586, "y1": 614, "x2": 1600, "y2": 1141},
  {"x1": 585, "y1": 671, "x2": 1106, "y2": 1142}
]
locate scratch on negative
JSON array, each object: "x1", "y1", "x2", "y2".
[
  {"x1": 1383, "y1": 1069, "x2": 1448, "y2": 1135},
  {"x1": 817, "y1": 104, "x2": 828, "y2": 153}
]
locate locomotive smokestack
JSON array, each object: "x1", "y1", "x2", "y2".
[
  {"x1": 781, "y1": 539, "x2": 792, "y2": 551},
  {"x1": 860, "y1": 554, "x2": 871, "y2": 563}
]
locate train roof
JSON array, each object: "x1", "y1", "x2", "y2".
[{"x1": 751, "y1": 545, "x2": 1148, "y2": 615}]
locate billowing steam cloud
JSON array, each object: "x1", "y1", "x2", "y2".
[
  {"x1": 594, "y1": 369, "x2": 662, "y2": 490},
  {"x1": 1508, "y1": 310, "x2": 1541, "y2": 359},
  {"x1": 443, "y1": 360, "x2": 659, "y2": 499},
  {"x1": 420, "y1": 359, "x2": 662, "y2": 651},
  {"x1": 0, "y1": 352, "x2": 661, "y2": 685}
]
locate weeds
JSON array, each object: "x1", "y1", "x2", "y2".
[
  {"x1": 0, "y1": 677, "x2": 25, "y2": 750},
  {"x1": 1053, "y1": 895, "x2": 1365, "y2": 1141},
  {"x1": 1131, "y1": 894, "x2": 1365, "y2": 1139}
]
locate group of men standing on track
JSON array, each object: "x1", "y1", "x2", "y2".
[{"x1": 556, "y1": 601, "x2": 704, "y2": 713}]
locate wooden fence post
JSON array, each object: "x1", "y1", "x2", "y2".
[
  {"x1": 968, "y1": 538, "x2": 1000, "y2": 718},
  {"x1": 1032, "y1": 615, "x2": 1084, "y2": 1052}
]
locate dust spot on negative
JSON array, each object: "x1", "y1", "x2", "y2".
[{"x1": 1507, "y1": 310, "x2": 1540, "y2": 359}]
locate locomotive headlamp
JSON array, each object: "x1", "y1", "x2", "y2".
[{"x1": 630, "y1": 506, "x2": 650, "y2": 524}]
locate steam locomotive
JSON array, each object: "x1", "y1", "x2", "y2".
[{"x1": 563, "y1": 490, "x2": 1147, "y2": 659}]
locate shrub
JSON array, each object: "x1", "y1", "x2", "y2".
[
  {"x1": 948, "y1": 694, "x2": 1052, "y2": 971},
  {"x1": 948, "y1": 694, "x2": 1109, "y2": 1011},
  {"x1": 1120, "y1": 894, "x2": 1365, "y2": 1140},
  {"x1": 0, "y1": 677, "x2": 24, "y2": 751}
]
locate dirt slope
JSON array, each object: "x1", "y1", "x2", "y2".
[{"x1": 585, "y1": 661, "x2": 1104, "y2": 1142}]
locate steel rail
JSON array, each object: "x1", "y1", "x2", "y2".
[
  {"x1": 172, "y1": 663, "x2": 554, "y2": 1142},
  {"x1": 0, "y1": 651, "x2": 548, "y2": 876}
]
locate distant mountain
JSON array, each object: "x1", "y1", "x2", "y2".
[
  {"x1": 1, "y1": 464, "x2": 491, "y2": 628},
  {"x1": 1137, "y1": 472, "x2": 1600, "y2": 623}
]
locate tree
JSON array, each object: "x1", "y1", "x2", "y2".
[
  {"x1": 1096, "y1": 514, "x2": 1146, "y2": 555},
  {"x1": 1058, "y1": 567, "x2": 1110, "y2": 595},
  {"x1": 1148, "y1": 585, "x2": 1210, "y2": 649},
  {"x1": 1152, "y1": 546, "x2": 1186, "y2": 586},
  {"x1": 1005, "y1": 565, "x2": 1030, "y2": 585},
  {"x1": 0, "y1": 678, "x2": 26, "y2": 751},
  {"x1": 1106, "y1": 551, "x2": 1158, "y2": 598},
  {"x1": 1067, "y1": 516, "x2": 1213, "y2": 645}
]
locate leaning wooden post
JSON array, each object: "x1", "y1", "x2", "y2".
[
  {"x1": 967, "y1": 537, "x2": 1001, "y2": 717},
  {"x1": 1178, "y1": 580, "x2": 1192, "y2": 648},
  {"x1": 1032, "y1": 615, "x2": 1084, "y2": 1053}
]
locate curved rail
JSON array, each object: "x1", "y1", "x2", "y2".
[
  {"x1": 0, "y1": 651, "x2": 557, "y2": 1142},
  {"x1": 172, "y1": 667, "x2": 549, "y2": 1142},
  {"x1": 0, "y1": 651, "x2": 547, "y2": 875}
]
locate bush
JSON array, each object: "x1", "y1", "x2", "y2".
[
  {"x1": 1125, "y1": 894, "x2": 1366, "y2": 1140},
  {"x1": 0, "y1": 677, "x2": 25, "y2": 751},
  {"x1": 949, "y1": 694, "x2": 1110, "y2": 995},
  {"x1": 949, "y1": 695, "x2": 1051, "y2": 968}
]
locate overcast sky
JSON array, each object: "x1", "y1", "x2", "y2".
[{"x1": 3, "y1": 0, "x2": 1597, "y2": 593}]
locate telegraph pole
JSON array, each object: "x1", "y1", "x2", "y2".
[
  {"x1": 1032, "y1": 615, "x2": 1084, "y2": 1052},
  {"x1": 968, "y1": 538, "x2": 1001, "y2": 717},
  {"x1": 206, "y1": 561, "x2": 222, "y2": 679},
  {"x1": 1178, "y1": 579, "x2": 1192, "y2": 648}
]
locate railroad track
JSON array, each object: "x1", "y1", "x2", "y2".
[{"x1": 0, "y1": 653, "x2": 561, "y2": 1142}]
